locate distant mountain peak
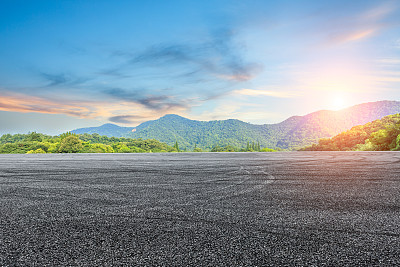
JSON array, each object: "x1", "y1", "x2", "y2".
[
  {"x1": 162, "y1": 114, "x2": 181, "y2": 118},
  {"x1": 71, "y1": 123, "x2": 133, "y2": 137},
  {"x1": 101, "y1": 123, "x2": 120, "y2": 127},
  {"x1": 160, "y1": 114, "x2": 187, "y2": 119}
]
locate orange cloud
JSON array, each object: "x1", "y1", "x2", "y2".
[
  {"x1": 331, "y1": 28, "x2": 377, "y2": 44},
  {"x1": 323, "y1": 2, "x2": 397, "y2": 46},
  {"x1": 0, "y1": 93, "x2": 92, "y2": 117},
  {"x1": 216, "y1": 73, "x2": 255, "y2": 81},
  {"x1": 0, "y1": 92, "x2": 188, "y2": 125}
]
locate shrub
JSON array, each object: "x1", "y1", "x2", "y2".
[{"x1": 27, "y1": 148, "x2": 46, "y2": 154}]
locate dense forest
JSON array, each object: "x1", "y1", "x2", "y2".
[
  {"x1": 0, "y1": 132, "x2": 176, "y2": 154},
  {"x1": 0, "y1": 132, "x2": 275, "y2": 154},
  {"x1": 301, "y1": 114, "x2": 400, "y2": 151},
  {"x1": 73, "y1": 101, "x2": 400, "y2": 150}
]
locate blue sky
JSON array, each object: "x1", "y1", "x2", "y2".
[{"x1": 0, "y1": 0, "x2": 399, "y2": 134}]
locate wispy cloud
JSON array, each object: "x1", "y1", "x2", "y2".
[
  {"x1": 41, "y1": 73, "x2": 69, "y2": 87},
  {"x1": 233, "y1": 88, "x2": 296, "y2": 98},
  {"x1": 0, "y1": 93, "x2": 92, "y2": 117},
  {"x1": 376, "y1": 58, "x2": 400, "y2": 65},
  {"x1": 0, "y1": 91, "x2": 189, "y2": 125},
  {"x1": 190, "y1": 101, "x2": 284, "y2": 123},
  {"x1": 371, "y1": 59, "x2": 400, "y2": 84},
  {"x1": 328, "y1": 28, "x2": 378, "y2": 44},
  {"x1": 322, "y1": 2, "x2": 397, "y2": 45},
  {"x1": 360, "y1": 2, "x2": 396, "y2": 21},
  {"x1": 191, "y1": 101, "x2": 242, "y2": 121},
  {"x1": 371, "y1": 75, "x2": 400, "y2": 83},
  {"x1": 108, "y1": 115, "x2": 149, "y2": 124},
  {"x1": 102, "y1": 88, "x2": 187, "y2": 110},
  {"x1": 107, "y1": 29, "x2": 262, "y2": 83},
  {"x1": 40, "y1": 72, "x2": 89, "y2": 87}
]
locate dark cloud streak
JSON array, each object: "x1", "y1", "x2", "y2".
[
  {"x1": 108, "y1": 115, "x2": 147, "y2": 124},
  {"x1": 40, "y1": 72, "x2": 90, "y2": 88},
  {"x1": 103, "y1": 88, "x2": 187, "y2": 110},
  {"x1": 107, "y1": 29, "x2": 262, "y2": 83}
]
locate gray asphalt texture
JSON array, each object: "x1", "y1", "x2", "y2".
[{"x1": 1, "y1": 152, "x2": 400, "y2": 266}]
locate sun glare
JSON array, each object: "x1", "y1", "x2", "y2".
[{"x1": 331, "y1": 95, "x2": 347, "y2": 110}]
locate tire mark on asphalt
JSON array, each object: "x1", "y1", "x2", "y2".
[
  {"x1": 2, "y1": 181, "x2": 131, "y2": 201},
  {"x1": 107, "y1": 213, "x2": 400, "y2": 240},
  {"x1": 211, "y1": 167, "x2": 276, "y2": 201},
  {"x1": 2, "y1": 185, "x2": 87, "y2": 200},
  {"x1": 164, "y1": 166, "x2": 276, "y2": 203},
  {"x1": 62, "y1": 180, "x2": 132, "y2": 199}
]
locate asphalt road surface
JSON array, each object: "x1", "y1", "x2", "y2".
[{"x1": 1, "y1": 152, "x2": 400, "y2": 266}]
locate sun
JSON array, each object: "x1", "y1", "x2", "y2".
[{"x1": 331, "y1": 95, "x2": 347, "y2": 110}]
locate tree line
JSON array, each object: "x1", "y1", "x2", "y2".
[{"x1": 0, "y1": 132, "x2": 276, "y2": 154}]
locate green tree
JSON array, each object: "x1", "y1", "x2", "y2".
[
  {"x1": 58, "y1": 135, "x2": 83, "y2": 153},
  {"x1": 59, "y1": 132, "x2": 77, "y2": 139},
  {"x1": 174, "y1": 141, "x2": 180, "y2": 152},
  {"x1": 117, "y1": 144, "x2": 131, "y2": 153},
  {"x1": 25, "y1": 132, "x2": 42, "y2": 142}
]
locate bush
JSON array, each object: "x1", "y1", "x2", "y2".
[
  {"x1": 261, "y1": 147, "x2": 275, "y2": 152},
  {"x1": 27, "y1": 148, "x2": 46, "y2": 154}
]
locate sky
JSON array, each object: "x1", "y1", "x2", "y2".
[{"x1": 0, "y1": 0, "x2": 399, "y2": 134}]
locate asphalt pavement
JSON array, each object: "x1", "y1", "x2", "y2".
[{"x1": 1, "y1": 152, "x2": 400, "y2": 266}]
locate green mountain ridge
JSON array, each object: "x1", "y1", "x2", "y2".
[
  {"x1": 302, "y1": 113, "x2": 400, "y2": 151},
  {"x1": 72, "y1": 100, "x2": 400, "y2": 150},
  {"x1": 71, "y1": 123, "x2": 134, "y2": 137}
]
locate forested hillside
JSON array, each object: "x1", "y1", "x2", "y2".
[
  {"x1": 70, "y1": 101, "x2": 400, "y2": 150},
  {"x1": 301, "y1": 114, "x2": 400, "y2": 151},
  {"x1": 129, "y1": 114, "x2": 279, "y2": 150}
]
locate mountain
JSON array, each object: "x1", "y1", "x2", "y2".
[
  {"x1": 71, "y1": 100, "x2": 400, "y2": 150},
  {"x1": 72, "y1": 123, "x2": 134, "y2": 137},
  {"x1": 302, "y1": 113, "x2": 400, "y2": 151},
  {"x1": 273, "y1": 100, "x2": 400, "y2": 149}
]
